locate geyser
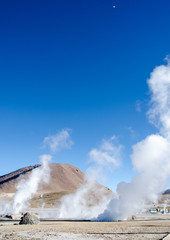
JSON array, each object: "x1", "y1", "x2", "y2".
[
  {"x1": 0, "y1": 154, "x2": 52, "y2": 215},
  {"x1": 97, "y1": 58, "x2": 170, "y2": 221},
  {"x1": 1, "y1": 59, "x2": 170, "y2": 221},
  {"x1": 48, "y1": 58, "x2": 170, "y2": 221}
]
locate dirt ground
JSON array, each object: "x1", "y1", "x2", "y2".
[{"x1": 1, "y1": 214, "x2": 170, "y2": 240}]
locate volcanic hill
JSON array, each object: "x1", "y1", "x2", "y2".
[
  {"x1": 0, "y1": 163, "x2": 85, "y2": 194},
  {"x1": 0, "y1": 163, "x2": 111, "y2": 207}
]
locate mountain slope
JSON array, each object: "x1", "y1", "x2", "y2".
[
  {"x1": 0, "y1": 163, "x2": 85, "y2": 194},
  {"x1": 163, "y1": 189, "x2": 170, "y2": 195}
]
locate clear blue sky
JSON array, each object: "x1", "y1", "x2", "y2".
[{"x1": 1, "y1": 0, "x2": 170, "y2": 191}]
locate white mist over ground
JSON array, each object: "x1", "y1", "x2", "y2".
[
  {"x1": 44, "y1": 178, "x2": 113, "y2": 220},
  {"x1": 0, "y1": 154, "x2": 51, "y2": 215}
]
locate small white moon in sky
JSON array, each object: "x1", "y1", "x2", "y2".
[{"x1": 113, "y1": 5, "x2": 116, "y2": 8}]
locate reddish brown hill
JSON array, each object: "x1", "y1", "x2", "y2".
[{"x1": 0, "y1": 163, "x2": 85, "y2": 194}]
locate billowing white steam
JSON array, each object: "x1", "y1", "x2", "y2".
[
  {"x1": 56, "y1": 137, "x2": 121, "y2": 220},
  {"x1": 148, "y1": 60, "x2": 170, "y2": 138},
  {"x1": 2, "y1": 60, "x2": 170, "y2": 221},
  {"x1": 98, "y1": 134, "x2": 170, "y2": 220},
  {"x1": 54, "y1": 177, "x2": 113, "y2": 220},
  {"x1": 12, "y1": 154, "x2": 52, "y2": 214},
  {"x1": 98, "y1": 59, "x2": 170, "y2": 220},
  {"x1": 44, "y1": 59, "x2": 170, "y2": 221},
  {"x1": 39, "y1": 137, "x2": 121, "y2": 219},
  {"x1": 0, "y1": 129, "x2": 74, "y2": 216},
  {"x1": 0, "y1": 154, "x2": 52, "y2": 215}
]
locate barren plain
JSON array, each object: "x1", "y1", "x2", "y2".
[{"x1": 1, "y1": 214, "x2": 170, "y2": 240}]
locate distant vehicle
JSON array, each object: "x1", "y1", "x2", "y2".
[{"x1": 149, "y1": 209, "x2": 157, "y2": 214}]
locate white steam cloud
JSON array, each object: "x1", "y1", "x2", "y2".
[
  {"x1": 43, "y1": 129, "x2": 74, "y2": 153},
  {"x1": 50, "y1": 59, "x2": 170, "y2": 221},
  {"x1": 0, "y1": 128, "x2": 73, "y2": 216},
  {"x1": 2, "y1": 60, "x2": 170, "y2": 222},
  {"x1": 12, "y1": 154, "x2": 52, "y2": 214},
  {"x1": 147, "y1": 59, "x2": 170, "y2": 138},
  {"x1": 97, "y1": 58, "x2": 170, "y2": 221},
  {"x1": 40, "y1": 137, "x2": 121, "y2": 220},
  {"x1": 33, "y1": 59, "x2": 170, "y2": 221},
  {"x1": 89, "y1": 136, "x2": 122, "y2": 168},
  {"x1": 53, "y1": 178, "x2": 113, "y2": 220},
  {"x1": 0, "y1": 154, "x2": 52, "y2": 215},
  {"x1": 87, "y1": 136, "x2": 122, "y2": 184}
]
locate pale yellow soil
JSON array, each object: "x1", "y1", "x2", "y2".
[
  {"x1": 1, "y1": 215, "x2": 170, "y2": 240},
  {"x1": 0, "y1": 193, "x2": 14, "y2": 200}
]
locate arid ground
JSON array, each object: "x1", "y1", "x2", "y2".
[{"x1": 1, "y1": 214, "x2": 170, "y2": 240}]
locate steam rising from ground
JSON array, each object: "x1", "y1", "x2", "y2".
[
  {"x1": 45, "y1": 59, "x2": 170, "y2": 221},
  {"x1": 12, "y1": 155, "x2": 52, "y2": 214},
  {"x1": 1, "y1": 60, "x2": 170, "y2": 221},
  {"x1": 53, "y1": 178, "x2": 113, "y2": 220},
  {"x1": 0, "y1": 155, "x2": 51, "y2": 215},
  {"x1": 40, "y1": 137, "x2": 122, "y2": 219},
  {"x1": 97, "y1": 58, "x2": 170, "y2": 221},
  {"x1": 98, "y1": 134, "x2": 170, "y2": 220},
  {"x1": 0, "y1": 129, "x2": 74, "y2": 216}
]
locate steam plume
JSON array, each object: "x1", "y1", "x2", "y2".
[
  {"x1": 54, "y1": 178, "x2": 112, "y2": 220},
  {"x1": 38, "y1": 59, "x2": 170, "y2": 221},
  {"x1": 98, "y1": 58, "x2": 170, "y2": 221},
  {"x1": 148, "y1": 59, "x2": 170, "y2": 138},
  {"x1": 12, "y1": 154, "x2": 52, "y2": 214},
  {"x1": 2, "y1": 60, "x2": 170, "y2": 221},
  {"x1": 40, "y1": 137, "x2": 121, "y2": 220},
  {"x1": 0, "y1": 154, "x2": 52, "y2": 215}
]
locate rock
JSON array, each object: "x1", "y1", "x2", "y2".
[
  {"x1": 5, "y1": 214, "x2": 13, "y2": 219},
  {"x1": 19, "y1": 212, "x2": 40, "y2": 225},
  {"x1": 5, "y1": 214, "x2": 19, "y2": 220}
]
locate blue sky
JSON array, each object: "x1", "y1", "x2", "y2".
[{"x1": 1, "y1": 0, "x2": 170, "y2": 191}]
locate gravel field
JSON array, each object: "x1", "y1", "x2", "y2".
[{"x1": 1, "y1": 215, "x2": 170, "y2": 240}]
